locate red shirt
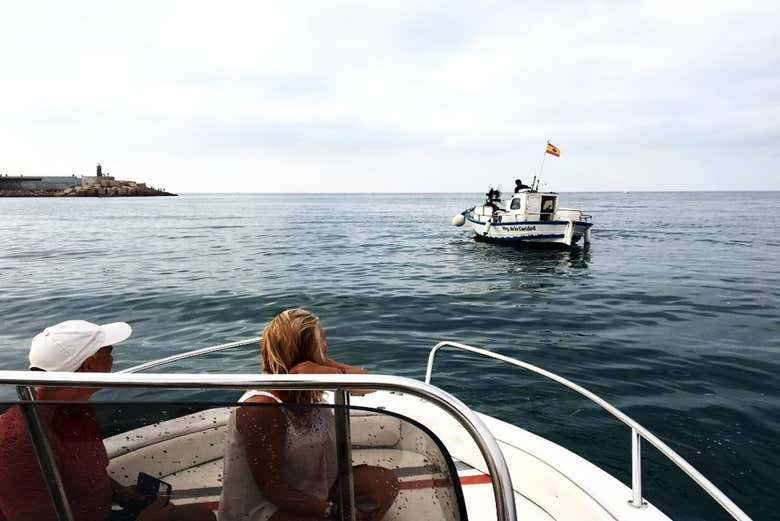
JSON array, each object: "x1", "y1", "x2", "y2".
[{"x1": 0, "y1": 404, "x2": 112, "y2": 521}]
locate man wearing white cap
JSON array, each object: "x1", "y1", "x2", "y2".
[
  {"x1": 0, "y1": 321, "x2": 215, "y2": 521},
  {"x1": 29, "y1": 319, "x2": 131, "y2": 372}
]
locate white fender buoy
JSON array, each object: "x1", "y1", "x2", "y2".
[{"x1": 451, "y1": 213, "x2": 465, "y2": 226}]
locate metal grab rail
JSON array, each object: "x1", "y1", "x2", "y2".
[
  {"x1": 119, "y1": 337, "x2": 261, "y2": 374},
  {"x1": 0, "y1": 370, "x2": 517, "y2": 521},
  {"x1": 425, "y1": 341, "x2": 752, "y2": 521},
  {"x1": 16, "y1": 385, "x2": 74, "y2": 521}
]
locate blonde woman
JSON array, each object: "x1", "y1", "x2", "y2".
[{"x1": 219, "y1": 309, "x2": 398, "y2": 521}]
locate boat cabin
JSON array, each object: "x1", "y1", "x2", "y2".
[
  {"x1": 506, "y1": 191, "x2": 558, "y2": 221},
  {"x1": 470, "y1": 191, "x2": 585, "y2": 225}
]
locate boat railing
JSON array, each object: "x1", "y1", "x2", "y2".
[
  {"x1": 425, "y1": 341, "x2": 752, "y2": 521},
  {"x1": 0, "y1": 369, "x2": 516, "y2": 521},
  {"x1": 118, "y1": 336, "x2": 261, "y2": 374},
  {"x1": 23, "y1": 336, "x2": 749, "y2": 520}
]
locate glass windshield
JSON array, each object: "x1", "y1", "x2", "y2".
[{"x1": 0, "y1": 396, "x2": 468, "y2": 521}]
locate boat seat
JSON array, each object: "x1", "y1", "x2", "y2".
[
  {"x1": 105, "y1": 407, "x2": 465, "y2": 521},
  {"x1": 105, "y1": 408, "x2": 232, "y2": 460},
  {"x1": 106, "y1": 407, "x2": 405, "y2": 485},
  {"x1": 159, "y1": 448, "x2": 442, "y2": 490},
  {"x1": 158, "y1": 448, "x2": 455, "y2": 521}
]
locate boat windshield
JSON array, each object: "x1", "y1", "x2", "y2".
[{"x1": 0, "y1": 398, "x2": 469, "y2": 521}]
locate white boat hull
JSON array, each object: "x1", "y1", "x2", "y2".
[{"x1": 466, "y1": 214, "x2": 592, "y2": 246}]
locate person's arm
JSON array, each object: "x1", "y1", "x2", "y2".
[
  {"x1": 289, "y1": 360, "x2": 372, "y2": 395},
  {"x1": 322, "y1": 357, "x2": 369, "y2": 375},
  {"x1": 110, "y1": 477, "x2": 148, "y2": 509},
  {"x1": 236, "y1": 401, "x2": 331, "y2": 517},
  {"x1": 289, "y1": 361, "x2": 345, "y2": 375},
  {"x1": 136, "y1": 502, "x2": 174, "y2": 521},
  {"x1": 289, "y1": 359, "x2": 368, "y2": 375}
]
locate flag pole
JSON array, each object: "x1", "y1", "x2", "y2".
[{"x1": 537, "y1": 140, "x2": 549, "y2": 190}]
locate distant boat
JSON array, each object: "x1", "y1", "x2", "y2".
[{"x1": 452, "y1": 188, "x2": 593, "y2": 246}]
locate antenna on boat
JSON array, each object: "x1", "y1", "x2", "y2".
[{"x1": 530, "y1": 175, "x2": 537, "y2": 193}]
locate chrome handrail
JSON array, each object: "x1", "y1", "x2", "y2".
[
  {"x1": 16, "y1": 385, "x2": 74, "y2": 521},
  {"x1": 425, "y1": 341, "x2": 752, "y2": 521},
  {"x1": 119, "y1": 337, "x2": 261, "y2": 373},
  {"x1": 0, "y1": 371, "x2": 517, "y2": 521}
]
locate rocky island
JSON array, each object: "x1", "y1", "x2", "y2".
[{"x1": 0, "y1": 164, "x2": 175, "y2": 197}]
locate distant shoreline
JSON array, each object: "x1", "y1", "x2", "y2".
[
  {"x1": 0, "y1": 173, "x2": 175, "y2": 197},
  {"x1": 0, "y1": 189, "x2": 176, "y2": 197}
]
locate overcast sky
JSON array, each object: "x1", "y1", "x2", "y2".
[{"x1": 1, "y1": 1, "x2": 778, "y2": 192}]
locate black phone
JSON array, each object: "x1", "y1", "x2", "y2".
[{"x1": 136, "y1": 472, "x2": 172, "y2": 507}]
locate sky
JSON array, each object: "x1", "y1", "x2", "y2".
[{"x1": 0, "y1": 1, "x2": 778, "y2": 192}]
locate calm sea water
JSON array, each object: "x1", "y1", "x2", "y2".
[{"x1": 1, "y1": 192, "x2": 778, "y2": 520}]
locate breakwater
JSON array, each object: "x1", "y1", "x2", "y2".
[{"x1": 0, "y1": 168, "x2": 175, "y2": 197}]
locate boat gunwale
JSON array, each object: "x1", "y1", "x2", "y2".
[
  {"x1": 425, "y1": 341, "x2": 753, "y2": 521},
  {"x1": 464, "y1": 213, "x2": 593, "y2": 228}
]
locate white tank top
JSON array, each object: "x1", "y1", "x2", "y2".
[{"x1": 219, "y1": 391, "x2": 338, "y2": 521}]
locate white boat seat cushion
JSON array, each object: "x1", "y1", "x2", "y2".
[{"x1": 106, "y1": 407, "x2": 404, "y2": 485}]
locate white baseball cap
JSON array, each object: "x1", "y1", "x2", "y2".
[{"x1": 29, "y1": 320, "x2": 133, "y2": 372}]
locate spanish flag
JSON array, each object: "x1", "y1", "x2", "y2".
[{"x1": 546, "y1": 142, "x2": 561, "y2": 157}]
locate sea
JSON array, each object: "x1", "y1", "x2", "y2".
[{"x1": 0, "y1": 192, "x2": 778, "y2": 521}]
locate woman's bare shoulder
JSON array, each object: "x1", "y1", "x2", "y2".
[
  {"x1": 236, "y1": 397, "x2": 287, "y2": 437},
  {"x1": 243, "y1": 392, "x2": 283, "y2": 404}
]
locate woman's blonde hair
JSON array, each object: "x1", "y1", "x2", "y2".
[{"x1": 261, "y1": 308, "x2": 325, "y2": 405}]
